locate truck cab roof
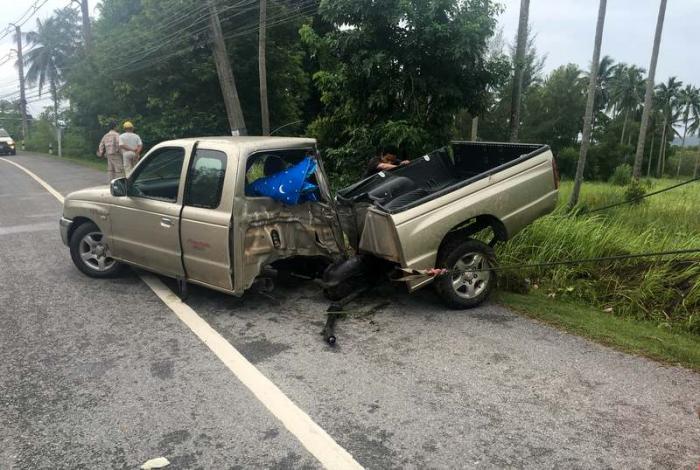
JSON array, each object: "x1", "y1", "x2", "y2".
[{"x1": 158, "y1": 136, "x2": 317, "y2": 153}]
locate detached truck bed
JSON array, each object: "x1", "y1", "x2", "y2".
[{"x1": 334, "y1": 141, "x2": 559, "y2": 308}]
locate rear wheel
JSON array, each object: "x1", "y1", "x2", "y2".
[
  {"x1": 434, "y1": 238, "x2": 495, "y2": 309},
  {"x1": 69, "y1": 222, "x2": 123, "y2": 278}
]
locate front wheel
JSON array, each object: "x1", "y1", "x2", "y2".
[
  {"x1": 69, "y1": 222, "x2": 123, "y2": 278},
  {"x1": 434, "y1": 238, "x2": 495, "y2": 309}
]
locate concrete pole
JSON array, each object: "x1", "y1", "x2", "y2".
[
  {"x1": 258, "y1": 0, "x2": 270, "y2": 135},
  {"x1": 207, "y1": 0, "x2": 247, "y2": 136},
  {"x1": 13, "y1": 25, "x2": 29, "y2": 142},
  {"x1": 508, "y1": 0, "x2": 530, "y2": 142}
]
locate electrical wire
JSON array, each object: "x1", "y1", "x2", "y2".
[
  {"x1": 0, "y1": 0, "x2": 51, "y2": 42},
  {"x1": 109, "y1": 0, "x2": 316, "y2": 75}
]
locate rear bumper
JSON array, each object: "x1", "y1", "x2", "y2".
[{"x1": 59, "y1": 217, "x2": 73, "y2": 246}]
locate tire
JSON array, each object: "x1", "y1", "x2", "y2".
[
  {"x1": 434, "y1": 238, "x2": 495, "y2": 309},
  {"x1": 69, "y1": 222, "x2": 123, "y2": 278}
]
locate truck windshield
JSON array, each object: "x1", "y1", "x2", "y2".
[{"x1": 0, "y1": 129, "x2": 9, "y2": 138}]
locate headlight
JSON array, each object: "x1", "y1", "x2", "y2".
[{"x1": 9, "y1": 142, "x2": 15, "y2": 147}]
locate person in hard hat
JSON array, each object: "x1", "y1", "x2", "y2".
[
  {"x1": 97, "y1": 120, "x2": 123, "y2": 182},
  {"x1": 119, "y1": 121, "x2": 143, "y2": 176}
]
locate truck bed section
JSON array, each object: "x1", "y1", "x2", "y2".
[
  {"x1": 337, "y1": 142, "x2": 548, "y2": 214},
  {"x1": 337, "y1": 142, "x2": 558, "y2": 282}
]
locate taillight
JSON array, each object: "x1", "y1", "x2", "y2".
[{"x1": 552, "y1": 157, "x2": 560, "y2": 189}]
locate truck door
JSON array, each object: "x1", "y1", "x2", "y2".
[
  {"x1": 110, "y1": 145, "x2": 190, "y2": 278},
  {"x1": 180, "y1": 147, "x2": 234, "y2": 292}
]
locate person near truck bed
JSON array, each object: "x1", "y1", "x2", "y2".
[
  {"x1": 363, "y1": 145, "x2": 409, "y2": 177},
  {"x1": 96, "y1": 120, "x2": 123, "y2": 182},
  {"x1": 119, "y1": 121, "x2": 142, "y2": 175}
]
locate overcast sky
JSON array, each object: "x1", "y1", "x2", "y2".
[{"x1": 1, "y1": 0, "x2": 699, "y2": 117}]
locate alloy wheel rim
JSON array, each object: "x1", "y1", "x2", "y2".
[
  {"x1": 79, "y1": 231, "x2": 115, "y2": 272},
  {"x1": 451, "y1": 252, "x2": 490, "y2": 299}
]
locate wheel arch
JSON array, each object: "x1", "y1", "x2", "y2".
[
  {"x1": 68, "y1": 216, "x2": 96, "y2": 243},
  {"x1": 436, "y1": 214, "x2": 506, "y2": 262}
]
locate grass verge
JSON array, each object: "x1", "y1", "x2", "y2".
[
  {"x1": 497, "y1": 290, "x2": 700, "y2": 371},
  {"x1": 26, "y1": 151, "x2": 106, "y2": 172}
]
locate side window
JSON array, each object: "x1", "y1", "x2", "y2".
[
  {"x1": 129, "y1": 147, "x2": 185, "y2": 202},
  {"x1": 185, "y1": 149, "x2": 227, "y2": 209}
]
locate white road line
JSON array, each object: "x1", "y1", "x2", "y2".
[
  {"x1": 0, "y1": 157, "x2": 363, "y2": 470},
  {"x1": 0, "y1": 158, "x2": 66, "y2": 203}
]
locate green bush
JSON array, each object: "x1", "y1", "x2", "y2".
[
  {"x1": 609, "y1": 163, "x2": 632, "y2": 186},
  {"x1": 555, "y1": 147, "x2": 579, "y2": 179},
  {"x1": 25, "y1": 119, "x2": 57, "y2": 153},
  {"x1": 624, "y1": 180, "x2": 646, "y2": 203}
]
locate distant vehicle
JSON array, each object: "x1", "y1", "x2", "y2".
[
  {"x1": 0, "y1": 129, "x2": 17, "y2": 155},
  {"x1": 59, "y1": 137, "x2": 558, "y2": 309}
]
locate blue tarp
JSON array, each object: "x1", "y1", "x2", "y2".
[{"x1": 248, "y1": 156, "x2": 319, "y2": 205}]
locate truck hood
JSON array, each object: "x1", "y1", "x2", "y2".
[
  {"x1": 65, "y1": 186, "x2": 111, "y2": 203},
  {"x1": 0, "y1": 137, "x2": 14, "y2": 144}
]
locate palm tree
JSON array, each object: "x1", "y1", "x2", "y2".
[
  {"x1": 509, "y1": 0, "x2": 531, "y2": 142},
  {"x1": 569, "y1": 0, "x2": 607, "y2": 210},
  {"x1": 591, "y1": 55, "x2": 615, "y2": 113},
  {"x1": 676, "y1": 85, "x2": 700, "y2": 175},
  {"x1": 24, "y1": 12, "x2": 77, "y2": 129},
  {"x1": 646, "y1": 108, "x2": 663, "y2": 177},
  {"x1": 654, "y1": 77, "x2": 682, "y2": 176},
  {"x1": 633, "y1": 0, "x2": 668, "y2": 180},
  {"x1": 608, "y1": 64, "x2": 645, "y2": 144}
]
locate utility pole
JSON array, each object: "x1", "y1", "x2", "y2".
[
  {"x1": 258, "y1": 0, "x2": 270, "y2": 135},
  {"x1": 73, "y1": 0, "x2": 92, "y2": 49},
  {"x1": 207, "y1": 0, "x2": 247, "y2": 136},
  {"x1": 509, "y1": 0, "x2": 530, "y2": 142},
  {"x1": 13, "y1": 24, "x2": 29, "y2": 142},
  {"x1": 470, "y1": 116, "x2": 478, "y2": 141}
]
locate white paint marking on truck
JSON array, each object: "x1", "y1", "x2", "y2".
[{"x1": 0, "y1": 157, "x2": 364, "y2": 470}]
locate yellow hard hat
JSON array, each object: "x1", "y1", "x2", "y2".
[{"x1": 123, "y1": 121, "x2": 134, "y2": 129}]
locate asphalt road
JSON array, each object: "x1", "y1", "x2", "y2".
[{"x1": 1, "y1": 150, "x2": 699, "y2": 469}]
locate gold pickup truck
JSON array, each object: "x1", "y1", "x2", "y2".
[{"x1": 60, "y1": 137, "x2": 558, "y2": 308}]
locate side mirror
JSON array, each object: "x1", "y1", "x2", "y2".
[{"x1": 110, "y1": 177, "x2": 128, "y2": 197}]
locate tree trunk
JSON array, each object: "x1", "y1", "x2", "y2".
[
  {"x1": 676, "y1": 120, "x2": 688, "y2": 176},
  {"x1": 14, "y1": 25, "x2": 29, "y2": 141},
  {"x1": 258, "y1": 0, "x2": 270, "y2": 135},
  {"x1": 646, "y1": 130, "x2": 655, "y2": 177},
  {"x1": 77, "y1": 0, "x2": 91, "y2": 48},
  {"x1": 207, "y1": 0, "x2": 247, "y2": 135},
  {"x1": 470, "y1": 116, "x2": 479, "y2": 141},
  {"x1": 633, "y1": 0, "x2": 667, "y2": 180},
  {"x1": 568, "y1": 0, "x2": 607, "y2": 210},
  {"x1": 661, "y1": 123, "x2": 668, "y2": 177},
  {"x1": 620, "y1": 109, "x2": 628, "y2": 144},
  {"x1": 656, "y1": 118, "x2": 666, "y2": 177},
  {"x1": 508, "y1": 0, "x2": 530, "y2": 142}
]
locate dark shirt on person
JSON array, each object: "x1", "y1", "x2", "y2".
[{"x1": 364, "y1": 155, "x2": 385, "y2": 178}]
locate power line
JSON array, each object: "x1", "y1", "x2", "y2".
[
  {"x1": 0, "y1": 0, "x2": 51, "y2": 41},
  {"x1": 110, "y1": 0, "x2": 316, "y2": 75}
]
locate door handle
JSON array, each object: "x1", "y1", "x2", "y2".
[{"x1": 161, "y1": 217, "x2": 172, "y2": 228}]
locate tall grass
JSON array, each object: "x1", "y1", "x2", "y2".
[{"x1": 496, "y1": 179, "x2": 700, "y2": 333}]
